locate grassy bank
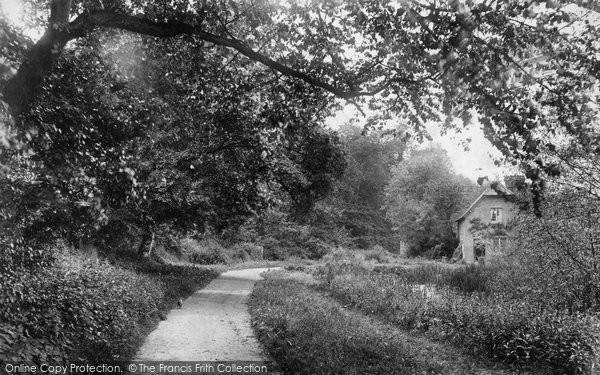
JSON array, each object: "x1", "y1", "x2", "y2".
[
  {"x1": 249, "y1": 273, "x2": 438, "y2": 375},
  {"x1": 317, "y1": 256, "x2": 600, "y2": 374},
  {"x1": 249, "y1": 270, "x2": 534, "y2": 375},
  {"x1": 0, "y1": 247, "x2": 219, "y2": 364}
]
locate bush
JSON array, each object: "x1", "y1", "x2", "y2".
[
  {"x1": 239, "y1": 209, "x2": 335, "y2": 260},
  {"x1": 181, "y1": 236, "x2": 267, "y2": 264},
  {"x1": 183, "y1": 237, "x2": 229, "y2": 264},
  {"x1": 513, "y1": 190, "x2": 600, "y2": 313},
  {"x1": 376, "y1": 263, "x2": 489, "y2": 295},
  {"x1": 0, "y1": 249, "x2": 161, "y2": 363},
  {"x1": 260, "y1": 225, "x2": 331, "y2": 260},
  {"x1": 0, "y1": 245, "x2": 218, "y2": 364},
  {"x1": 362, "y1": 245, "x2": 393, "y2": 263},
  {"x1": 229, "y1": 242, "x2": 264, "y2": 261}
]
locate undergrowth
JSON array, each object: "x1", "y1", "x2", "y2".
[
  {"x1": 319, "y1": 261, "x2": 600, "y2": 374},
  {"x1": 0, "y1": 246, "x2": 219, "y2": 364},
  {"x1": 248, "y1": 275, "x2": 440, "y2": 375},
  {"x1": 374, "y1": 263, "x2": 490, "y2": 295}
]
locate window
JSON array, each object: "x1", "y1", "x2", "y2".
[
  {"x1": 490, "y1": 207, "x2": 503, "y2": 223},
  {"x1": 491, "y1": 236, "x2": 508, "y2": 253}
]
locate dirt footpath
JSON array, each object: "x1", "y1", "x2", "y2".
[{"x1": 135, "y1": 268, "x2": 277, "y2": 361}]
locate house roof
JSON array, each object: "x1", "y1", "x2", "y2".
[{"x1": 456, "y1": 182, "x2": 514, "y2": 222}]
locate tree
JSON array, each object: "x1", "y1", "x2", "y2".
[
  {"x1": 507, "y1": 127, "x2": 600, "y2": 312},
  {"x1": 513, "y1": 185, "x2": 600, "y2": 312},
  {"x1": 384, "y1": 145, "x2": 474, "y2": 257},
  {"x1": 337, "y1": 123, "x2": 406, "y2": 209},
  {"x1": 317, "y1": 122, "x2": 406, "y2": 249},
  {"x1": 1, "y1": 24, "x2": 345, "y2": 254},
  {"x1": 1, "y1": 0, "x2": 599, "y2": 198}
]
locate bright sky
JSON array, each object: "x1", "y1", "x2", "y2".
[
  {"x1": 423, "y1": 119, "x2": 508, "y2": 182},
  {"x1": 0, "y1": 0, "x2": 24, "y2": 24},
  {"x1": 0, "y1": 0, "x2": 43, "y2": 39},
  {"x1": 0, "y1": 0, "x2": 20, "y2": 17},
  {"x1": 326, "y1": 106, "x2": 510, "y2": 182}
]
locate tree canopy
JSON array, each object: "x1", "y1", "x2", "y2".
[
  {"x1": 384, "y1": 145, "x2": 475, "y2": 256},
  {"x1": 1, "y1": 1, "x2": 599, "y2": 182},
  {"x1": 0, "y1": 12, "x2": 346, "y2": 252},
  {"x1": 316, "y1": 123, "x2": 405, "y2": 249}
]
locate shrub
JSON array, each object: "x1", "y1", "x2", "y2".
[
  {"x1": 183, "y1": 237, "x2": 229, "y2": 264},
  {"x1": 247, "y1": 209, "x2": 335, "y2": 260},
  {"x1": 0, "y1": 249, "x2": 161, "y2": 363},
  {"x1": 376, "y1": 263, "x2": 489, "y2": 295},
  {"x1": 512, "y1": 190, "x2": 600, "y2": 313},
  {"x1": 0, "y1": 245, "x2": 218, "y2": 364},
  {"x1": 260, "y1": 226, "x2": 331, "y2": 260},
  {"x1": 362, "y1": 245, "x2": 393, "y2": 263},
  {"x1": 229, "y1": 242, "x2": 264, "y2": 261}
]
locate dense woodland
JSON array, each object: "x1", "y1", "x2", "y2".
[{"x1": 1, "y1": 0, "x2": 600, "y2": 372}]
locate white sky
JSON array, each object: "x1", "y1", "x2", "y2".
[
  {"x1": 0, "y1": 0, "x2": 22, "y2": 20},
  {"x1": 326, "y1": 106, "x2": 510, "y2": 182},
  {"x1": 0, "y1": 0, "x2": 28, "y2": 30},
  {"x1": 0, "y1": 0, "x2": 43, "y2": 39}
]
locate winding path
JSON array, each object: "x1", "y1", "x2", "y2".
[{"x1": 135, "y1": 268, "x2": 275, "y2": 361}]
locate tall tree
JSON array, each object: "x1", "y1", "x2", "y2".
[
  {"x1": 319, "y1": 123, "x2": 406, "y2": 248},
  {"x1": 2, "y1": 26, "x2": 344, "y2": 251},
  {"x1": 384, "y1": 145, "x2": 474, "y2": 257}
]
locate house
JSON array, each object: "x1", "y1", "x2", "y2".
[{"x1": 455, "y1": 179, "x2": 519, "y2": 263}]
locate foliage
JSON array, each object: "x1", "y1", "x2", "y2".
[
  {"x1": 3, "y1": 0, "x2": 600, "y2": 205},
  {"x1": 249, "y1": 275, "x2": 439, "y2": 375},
  {"x1": 182, "y1": 237, "x2": 264, "y2": 264},
  {"x1": 184, "y1": 237, "x2": 229, "y2": 265},
  {"x1": 321, "y1": 262, "x2": 600, "y2": 373},
  {"x1": 375, "y1": 263, "x2": 490, "y2": 295},
  {"x1": 361, "y1": 245, "x2": 394, "y2": 263},
  {"x1": 317, "y1": 123, "x2": 405, "y2": 250},
  {"x1": 384, "y1": 145, "x2": 474, "y2": 257},
  {"x1": 226, "y1": 209, "x2": 338, "y2": 261},
  {"x1": 229, "y1": 242, "x2": 265, "y2": 261},
  {"x1": 512, "y1": 188, "x2": 600, "y2": 312},
  {"x1": 259, "y1": 226, "x2": 331, "y2": 261},
  {"x1": 334, "y1": 123, "x2": 405, "y2": 210},
  {"x1": 0, "y1": 245, "x2": 218, "y2": 364},
  {"x1": 5, "y1": 26, "x2": 346, "y2": 252}
]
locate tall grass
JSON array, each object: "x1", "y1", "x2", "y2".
[
  {"x1": 249, "y1": 276, "x2": 441, "y2": 375},
  {"x1": 320, "y1": 262, "x2": 600, "y2": 374},
  {"x1": 375, "y1": 263, "x2": 490, "y2": 295}
]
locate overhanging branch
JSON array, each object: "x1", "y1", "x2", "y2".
[
  {"x1": 3, "y1": 8, "x2": 417, "y2": 119},
  {"x1": 69, "y1": 11, "x2": 390, "y2": 99}
]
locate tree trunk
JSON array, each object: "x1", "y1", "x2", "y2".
[
  {"x1": 147, "y1": 232, "x2": 156, "y2": 258},
  {"x1": 137, "y1": 232, "x2": 151, "y2": 255},
  {"x1": 3, "y1": 0, "x2": 73, "y2": 118}
]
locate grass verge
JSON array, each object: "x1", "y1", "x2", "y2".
[
  {"x1": 0, "y1": 248, "x2": 220, "y2": 364},
  {"x1": 320, "y1": 262, "x2": 599, "y2": 374},
  {"x1": 249, "y1": 270, "x2": 532, "y2": 375},
  {"x1": 249, "y1": 273, "x2": 434, "y2": 375}
]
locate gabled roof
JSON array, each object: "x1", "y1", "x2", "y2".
[{"x1": 456, "y1": 182, "x2": 513, "y2": 222}]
